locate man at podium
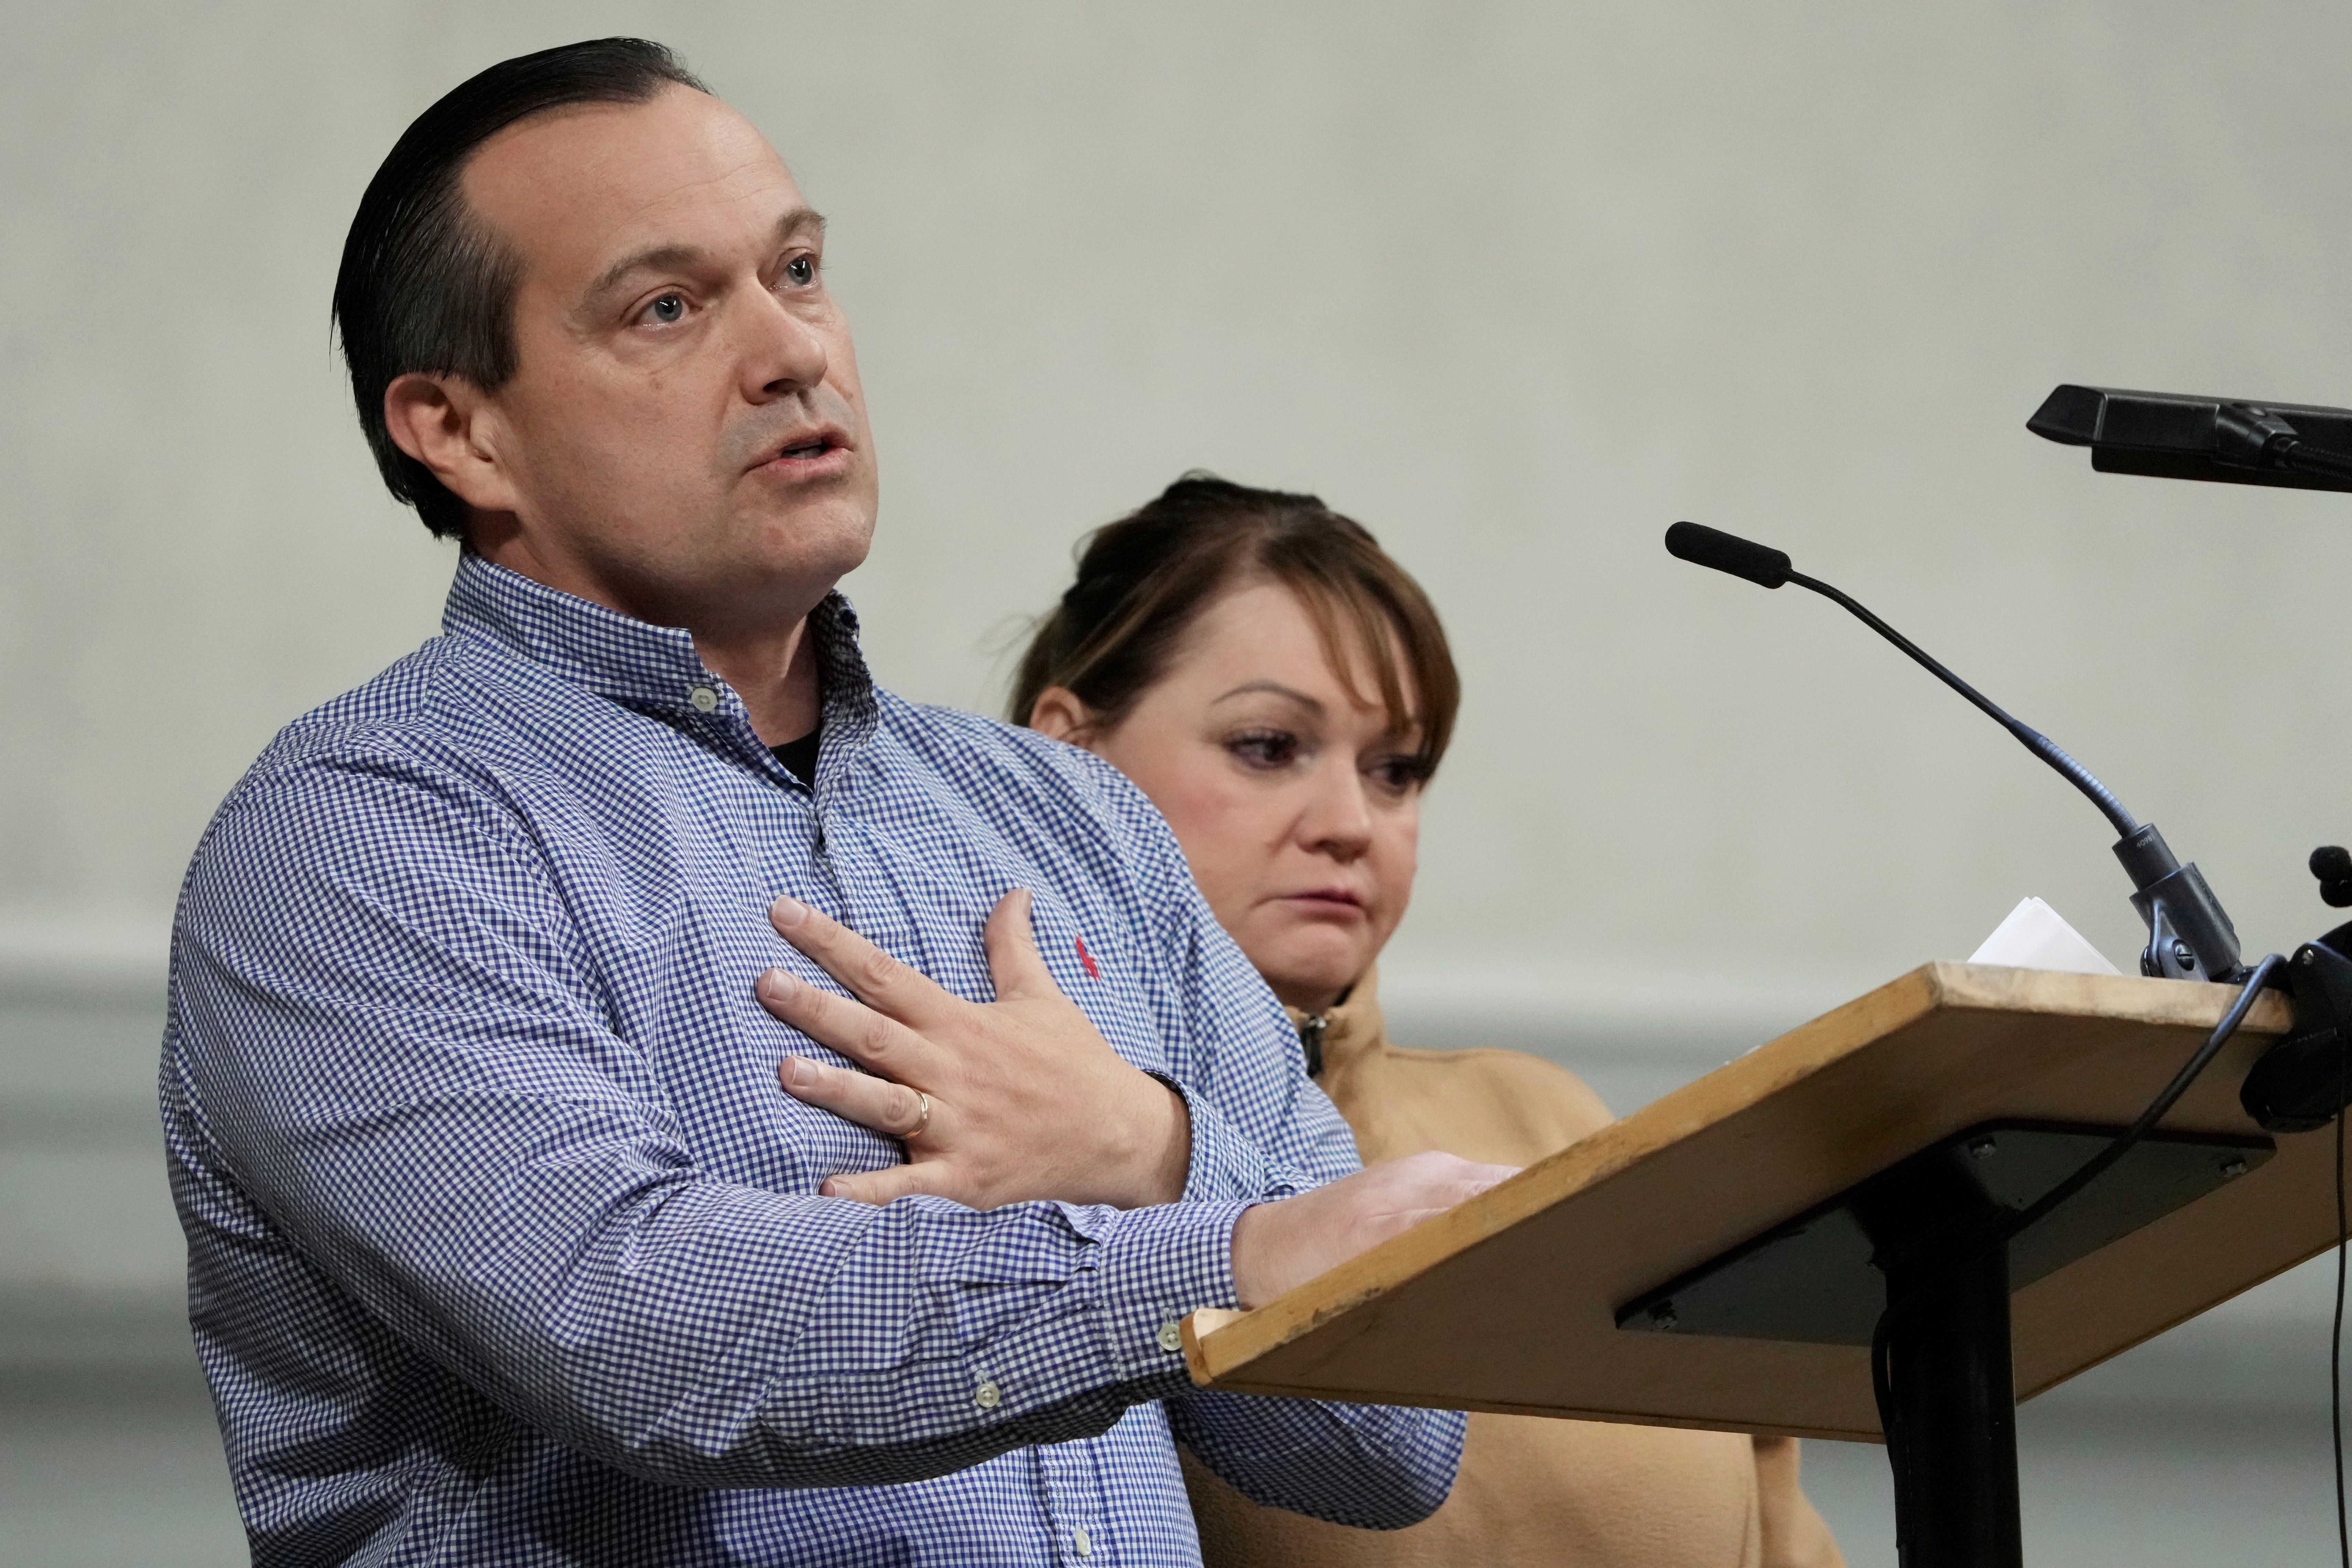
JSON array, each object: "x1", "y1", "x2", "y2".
[{"x1": 159, "y1": 39, "x2": 1504, "y2": 1567}]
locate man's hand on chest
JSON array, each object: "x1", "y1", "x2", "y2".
[{"x1": 756, "y1": 889, "x2": 1194, "y2": 1209}]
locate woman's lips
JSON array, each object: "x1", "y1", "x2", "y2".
[{"x1": 1275, "y1": 890, "x2": 1366, "y2": 919}]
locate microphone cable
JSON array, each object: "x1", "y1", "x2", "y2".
[
  {"x1": 2334, "y1": 1032, "x2": 2347, "y2": 1568},
  {"x1": 2277, "y1": 439, "x2": 2352, "y2": 487},
  {"x1": 1991, "y1": 952, "x2": 2284, "y2": 1249}
]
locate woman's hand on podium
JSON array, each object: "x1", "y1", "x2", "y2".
[{"x1": 1230, "y1": 1150, "x2": 1519, "y2": 1310}]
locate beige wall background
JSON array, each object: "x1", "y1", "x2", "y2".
[{"x1": 12, "y1": 2, "x2": 2352, "y2": 1028}]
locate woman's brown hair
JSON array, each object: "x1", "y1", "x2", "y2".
[{"x1": 1010, "y1": 472, "x2": 1460, "y2": 781}]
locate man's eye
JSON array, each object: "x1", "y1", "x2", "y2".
[
  {"x1": 645, "y1": 294, "x2": 686, "y2": 325},
  {"x1": 783, "y1": 255, "x2": 817, "y2": 287}
]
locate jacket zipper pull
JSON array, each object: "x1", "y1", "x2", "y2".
[{"x1": 1298, "y1": 1013, "x2": 1328, "y2": 1078}]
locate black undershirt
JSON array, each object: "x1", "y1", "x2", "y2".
[{"x1": 770, "y1": 728, "x2": 821, "y2": 788}]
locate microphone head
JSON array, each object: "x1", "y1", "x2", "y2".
[{"x1": 1665, "y1": 522, "x2": 1791, "y2": 589}]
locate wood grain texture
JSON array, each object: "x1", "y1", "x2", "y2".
[{"x1": 1183, "y1": 963, "x2": 2319, "y2": 1441}]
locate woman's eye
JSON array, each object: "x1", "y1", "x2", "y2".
[
  {"x1": 1369, "y1": 756, "x2": 1425, "y2": 794},
  {"x1": 645, "y1": 293, "x2": 686, "y2": 325},
  {"x1": 1226, "y1": 731, "x2": 1300, "y2": 769},
  {"x1": 783, "y1": 254, "x2": 817, "y2": 287}
]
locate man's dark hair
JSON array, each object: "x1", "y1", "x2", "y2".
[{"x1": 332, "y1": 39, "x2": 709, "y2": 539}]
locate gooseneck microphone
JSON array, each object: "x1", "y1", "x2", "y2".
[
  {"x1": 1663, "y1": 520, "x2": 2248, "y2": 985},
  {"x1": 1664, "y1": 523, "x2": 2135, "y2": 838}
]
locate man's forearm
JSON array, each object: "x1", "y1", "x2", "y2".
[
  {"x1": 176, "y1": 1064, "x2": 1250, "y2": 1490},
  {"x1": 592, "y1": 1191, "x2": 1251, "y2": 1487},
  {"x1": 1170, "y1": 1390, "x2": 1468, "y2": 1530}
]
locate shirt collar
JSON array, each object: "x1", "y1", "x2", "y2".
[{"x1": 442, "y1": 551, "x2": 879, "y2": 775}]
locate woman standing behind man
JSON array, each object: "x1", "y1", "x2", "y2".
[{"x1": 1014, "y1": 474, "x2": 1842, "y2": 1568}]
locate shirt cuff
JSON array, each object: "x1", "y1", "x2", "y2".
[
  {"x1": 1154, "y1": 1073, "x2": 1284, "y2": 1203},
  {"x1": 1090, "y1": 1198, "x2": 1251, "y2": 1391}
]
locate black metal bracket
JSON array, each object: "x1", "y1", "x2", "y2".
[
  {"x1": 2241, "y1": 928, "x2": 2352, "y2": 1131},
  {"x1": 1617, "y1": 1123, "x2": 2272, "y2": 1346},
  {"x1": 2237, "y1": 849, "x2": 2352, "y2": 1133},
  {"x1": 1617, "y1": 1122, "x2": 2273, "y2": 1568}
]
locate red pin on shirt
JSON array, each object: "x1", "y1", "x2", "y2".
[{"x1": 1075, "y1": 936, "x2": 1101, "y2": 980}]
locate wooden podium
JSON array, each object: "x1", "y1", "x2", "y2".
[{"x1": 1181, "y1": 963, "x2": 2337, "y2": 1566}]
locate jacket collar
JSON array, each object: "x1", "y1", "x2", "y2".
[{"x1": 441, "y1": 550, "x2": 879, "y2": 784}]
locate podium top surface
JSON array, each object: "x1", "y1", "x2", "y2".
[{"x1": 1182, "y1": 963, "x2": 2319, "y2": 1442}]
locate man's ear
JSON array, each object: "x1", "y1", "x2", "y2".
[
  {"x1": 382, "y1": 372, "x2": 522, "y2": 516},
  {"x1": 1027, "y1": 686, "x2": 1102, "y2": 749}
]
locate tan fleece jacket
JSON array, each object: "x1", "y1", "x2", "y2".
[{"x1": 1180, "y1": 970, "x2": 1844, "y2": 1568}]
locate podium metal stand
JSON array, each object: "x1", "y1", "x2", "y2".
[{"x1": 1181, "y1": 964, "x2": 2331, "y2": 1567}]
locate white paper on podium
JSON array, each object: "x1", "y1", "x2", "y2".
[{"x1": 1966, "y1": 896, "x2": 2124, "y2": 977}]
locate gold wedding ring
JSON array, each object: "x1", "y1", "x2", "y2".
[{"x1": 904, "y1": 1090, "x2": 933, "y2": 1142}]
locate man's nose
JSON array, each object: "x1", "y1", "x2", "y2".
[{"x1": 737, "y1": 287, "x2": 831, "y2": 398}]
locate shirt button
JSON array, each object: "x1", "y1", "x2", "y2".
[
  {"x1": 974, "y1": 1379, "x2": 1001, "y2": 1409},
  {"x1": 1156, "y1": 1320, "x2": 1182, "y2": 1353},
  {"x1": 688, "y1": 686, "x2": 719, "y2": 712},
  {"x1": 1073, "y1": 1525, "x2": 1092, "y2": 1558}
]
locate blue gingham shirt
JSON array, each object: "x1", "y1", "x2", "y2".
[{"x1": 161, "y1": 553, "x2": 1464, "y2": 1566}]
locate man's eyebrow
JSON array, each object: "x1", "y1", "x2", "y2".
[
  {"x1": 582, "y1": 207, "x2": 828, "y2": 304},
  {"x1": 1209, "y1": 680, "x2": 1326, "y2": 714}
]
